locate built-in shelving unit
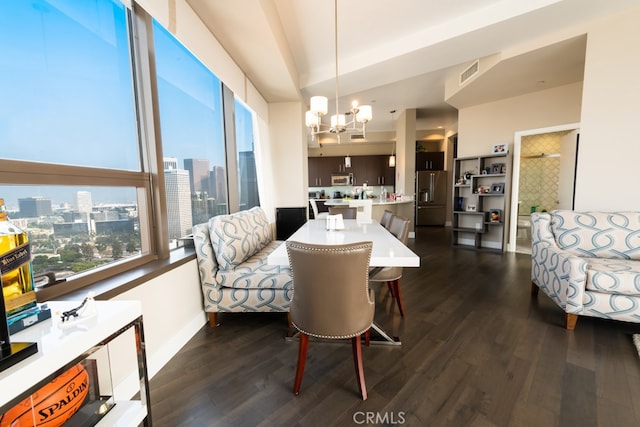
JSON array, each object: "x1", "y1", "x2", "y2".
[
  {"x1": 452, "y1": 153, "x2": 512, "y2": 251},
  {"x1": 0, "y1": 300, "x2": 150, "y2": 426}
]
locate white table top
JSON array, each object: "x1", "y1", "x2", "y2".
[{"x1": 267, "y1": 219, "x2": 420, "y2": 267}]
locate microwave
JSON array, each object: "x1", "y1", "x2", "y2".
[{"x1": 331, "y1": 173, "x2": 353, "y2": 186}]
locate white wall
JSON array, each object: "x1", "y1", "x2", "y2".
[
  {"x1": 266, "y1": 103, "x2": 308, "y2": 214},
  {"x1": 113, "y1": 260, "x2": 205, "y2": 379},
  {"x1": 457, "y1": 82, "x2": 583, "y2": 157},
  {"x1": 575, "y1": 5, "x2": 640, "y2": 211}
]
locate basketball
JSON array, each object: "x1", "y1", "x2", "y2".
[{"x1": 0, "y1": 363, "x2": 89, "y2": 427}]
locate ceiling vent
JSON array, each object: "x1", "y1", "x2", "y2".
[
  {"x1": 350, "y1": 134, "x2": 365, "y2": 141},
  {"x1": 459, "y1": 60, "x2": 479, "y2": 86}
]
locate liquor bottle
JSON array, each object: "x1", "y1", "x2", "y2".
[{"x1": 0, "y1": 198, "x2": 37, "y2": 316}]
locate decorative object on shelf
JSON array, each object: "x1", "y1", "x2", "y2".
[
  {"x1": 490, "y1": 209, "x2": 502, "y2": 223},
  {"x1": 455, "y1": 197, "x2": 464, "y2": 211},
  {"x1": 490, "y1": 183, "x2": 505, "y2": 194},
  {"x1": 56, "y1": 292, "x2": 97, "y2": 329},
  {"x1": 466, "y1": 204, "x2": 477, "y2": 212},
  {"x1": 477, "y1": 185, "x2": 490, "y2": 194},
  {"x1": 1, "y1": 196, "x2": 51, "y2": 336},
  {"x1": 1, "y1": 363, "x2": 89, "y2": 425},
  {"x1": 1, "y1": 276, "x2": 38, "y2": 372},
  {"x1": 490, "y1": 163, "x2": 505, "y2": 174},
  {"x1": 492, "y1": 142, "x2": 508, "y2": 154},
  {"x1": 304, "y1": 0, "x2": 372, "y2": 143}
]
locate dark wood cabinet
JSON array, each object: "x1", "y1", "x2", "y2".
[
  {"x1": 416, "y1": 151, "x2": 445, "y2": 170},
  {"x1": 351, "y1": 155, "x2": 394, "y2": 186},
  {"x1": 308, "y1": 155, "x2": 394, "y2": 187},
  {"x1": 308, "y1": 157, "x2": 339, "y2": 187}
]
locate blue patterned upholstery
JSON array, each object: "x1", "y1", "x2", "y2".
[
  {"x1": 193, "y1": 207, "x2": 292, "y2": 320},
  {"x1": 531, "y1": 211, "x2": 640, "y2": 328}
]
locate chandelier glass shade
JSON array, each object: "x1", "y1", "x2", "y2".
[{"x1": 305, "y1": 0, "x2": 372, "y2": 142}]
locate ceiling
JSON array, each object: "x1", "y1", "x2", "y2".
[{"x1": 185, "y1": 0, "x2": 636, "y2": 134}]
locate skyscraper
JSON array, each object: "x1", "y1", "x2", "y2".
[
  {"x1": 75, "y1": 191, "x2": 93, "y2": 214},
  {"x1": 184, "y1": 158, "x2": 210, "y2": 195},
  {"x1": 163, "y1": 157, "x2": 178, "y2": 170},
  {"x1": 164, "y1": 168, "x2": 193, "y2": 241}
]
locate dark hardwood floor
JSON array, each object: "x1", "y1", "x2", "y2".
[{"x1": 149, "y1": 226, "x2": 640, "y2": 427}]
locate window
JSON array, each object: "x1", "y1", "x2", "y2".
[
  {"x1": 0, "y1": 1, "x2": 262, "y2": 299},
  {"x1": 235, "y1": 99, "x2": 260, "y2": 210},
  {"x1": 153, "y1": 20, "x2": 228, "y2": 248},
  {"x1": 0, "y1": 0, "x2": 151, "y2": 299}
]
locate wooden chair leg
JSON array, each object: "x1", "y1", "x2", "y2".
[
  {"x1": 531, "y1": 282, "x2": 539, "y2": 296},
  {"x1": 293, "y1": 333, "x2": 309, "y2": 395},
  {"x1": 351, "y1": 335, "x2": 367, "y2": 400},
  {"x1": 364, "y1": 329, "x2": 370, "y2": 347},
  {"x1": 393, "y1": 280, "x2": 405, "y2": 317},
  {"x1": 566, "y1": 313, "x2": 578, "y2": 331},
  {"x1": 387, "y1": 281, "x2": 396, "y2": 298},
  {"x1": 207, "y1": 312, "x2": 219, "y2": 328}
]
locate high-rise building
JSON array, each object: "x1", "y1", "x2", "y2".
[
  {"x1": 210, "y1": 166, "x2": 227, "y2": 204},
  {"x1": 18, "y1": 196, "x2": 53, "y2": 218},
  {"x1": 75, "y1": 191, "x2": 93, "y2": 214},
  {"x1": 184, "y1": 158, "x2": 210, "y2": 195},
  {"x1": 163, "y1": 157, "x2": 178, "y2": 170},
  {"x1": 164, "y1": 168, "x2": 193, "y2": 240}
]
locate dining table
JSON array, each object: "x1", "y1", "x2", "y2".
[{"x1": 267, "y1": 218, "x2": 420, "y2": 345}]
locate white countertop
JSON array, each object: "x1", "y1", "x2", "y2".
[
  {"x1": 268, "y1": 219, "x2": 419, "y2": 267},
  {"x1": 320, "y1": 198, "x2": 414, "y2": 206}
]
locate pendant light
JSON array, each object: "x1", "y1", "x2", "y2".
[{"x1": 388, "y1": 110, "x2": 396, "y2": 167}]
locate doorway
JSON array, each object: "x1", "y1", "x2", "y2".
[{"x1": 508, "y1": 123, "x2": 580, "y2": 253}]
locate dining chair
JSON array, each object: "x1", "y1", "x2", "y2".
[
  {"x1": 369, "y1": 215, "x2": 410, "y2": 317},
  {"x1": 309, "y1": 199, "x2": 328, "y2": 219},
  {"x1": 285, "y1": 240, "x2": 375, "y2": 400},
  {"x1": 380, "y1": 210, "x2": 394, "y2": 229},
  {"x1": 328, "y1": 206, "x2": 357, "y2": 219}
]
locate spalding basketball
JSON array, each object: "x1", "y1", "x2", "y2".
[{"x1": 0, "y1": 363, "x2": 89, "y2": 427}]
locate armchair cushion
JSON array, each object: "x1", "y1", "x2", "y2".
[
  {"x1": 585, "y1": 257, "x2": 640, "y2": 295},
  {"x1": 209, "y1": 207, "x2": 272, "y2": 270},
  {"x1": 550, "y1": 211, "x2": 640, "y2": 260}
]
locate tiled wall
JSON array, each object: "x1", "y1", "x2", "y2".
[{"x1": 518, "y1": 131, "x2": 570, "y2": 214}]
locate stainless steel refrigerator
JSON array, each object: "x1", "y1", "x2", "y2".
[{"x1": 415, "y1": 171, "x2": 447, "y2": 226}]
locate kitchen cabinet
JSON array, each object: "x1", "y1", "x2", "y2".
[
  {"x1": 308, "y1": 155, "x2": 394, "y2": 187},
  {"x1": 351, "y1": 155, "x2": 394, "y2": 186},
  {"x1": 416, "y1": 151, "x2": 445, "y2": 170},
  {"x1": 451, "y1": 153, "x2": 511, "y2": 251},
  {"x1": 309, "y1": 156, "x2": 351, "y2": 186},
  {"x1": 0, "y1": 300, "x2": 151, "y2": 426}
]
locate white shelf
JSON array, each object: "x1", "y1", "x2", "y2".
[{"x1": 0, "y1": 300, "x2": 149, "y2": 425}]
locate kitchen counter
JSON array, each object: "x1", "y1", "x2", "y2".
[
  {"x1": 322, "y1": 197, "x2": 414, "y2": 206},
  {"x1": 319, "y1": 198, "x2": 416, "y2": 237}
]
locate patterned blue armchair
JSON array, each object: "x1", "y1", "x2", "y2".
[
  {"x1": 531, "y1": 211, "x2": 640, "y2": 330},
  {"x1": 193, "y1": 207, "x2": 293, "y2": 327}
]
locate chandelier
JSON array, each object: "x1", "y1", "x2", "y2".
[{"x1": 305, "y1": 0, "x2": 372, "y2": 142}]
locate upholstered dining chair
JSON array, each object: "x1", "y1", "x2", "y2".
[
  {"x1": 285, "y1": 240, "x2": 375, "y2": 400},
  {"x1": 328, "y1": 206, "x2": 357, "y2": 219},
  {"x1": 309, "y1": 199, "x2": 328, "y2": 219},
  {"x1": 369, "y1": 215, "x2": 410, "y2": 317},
  {"x1": 380, "y1": 209, "x2": 394, "y2": 229}
]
